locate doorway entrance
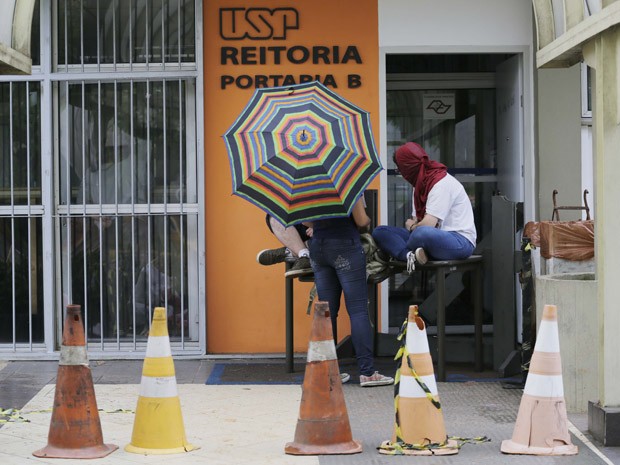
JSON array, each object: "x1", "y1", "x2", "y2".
[{"x1": 384, "y1": 53, "x2": 523, "y2": 367}]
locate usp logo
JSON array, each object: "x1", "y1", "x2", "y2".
[{"x1": 219, "y1": 7, "x2": 299, "y2": 40}]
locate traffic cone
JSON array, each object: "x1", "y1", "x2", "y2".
[
  {"x1": 285, "y1": 300, "x2": 362, "y2": 455},
  {"x1": 379, "y1": 305, "x2": 458, "y2": 455},
  {"x1": 501, "y1": 304, "x2": 578, "y2": 455},
  {"x1": 125, "y1": 307, "x2": 197, "y2": 455},
  {"x1": 33, "y1": 305, "x2": 118, "y2": 459}
]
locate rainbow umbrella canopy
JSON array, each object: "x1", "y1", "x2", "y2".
[{"x1": 223, "y1": 81, "x2": 382, "y2": 226}]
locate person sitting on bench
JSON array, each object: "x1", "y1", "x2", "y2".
[
  {"x1": 372, "y1": 142, "x2": 477, "y2": 274},
  {"x1": 256, "y1": 214, "x2": 314, "y2": 278}
]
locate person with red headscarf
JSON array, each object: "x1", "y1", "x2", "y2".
[{"x1": 372, "y1": 142, "x2": 477, "y2": 274}]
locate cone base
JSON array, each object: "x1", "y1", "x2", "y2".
[
  {"x1": 128, "y1": 395, "x2": 195, "y2": 454},
  {"x1": 393, "y1": 395, "x2": 449, "y2": 446},
  {"x1": 125, "y1": 442, "x2": 198, "y2": 455},
  {"x1": 500, "y1": 439, "x2": 578, "y2": 456},
  {"x1": 33, "y1": 443, "x2": 118, "y2": 459},
  {"x1": 378, "y1": 439, "x2": 459, "y2": 456},
  {"x1": 284, "y1": 440, "x2": 362, "y2": 455}
]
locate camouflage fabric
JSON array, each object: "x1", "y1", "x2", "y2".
[{"x1": 361, "y1": 233, "x2": 391, "y2": 281}]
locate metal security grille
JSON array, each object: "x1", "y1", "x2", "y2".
[
  {"x1": 0, "y1": 82, "x2": 45, "y2": 351},
  {"x1": 57, "y1": 79, "x2": 200, "y2": 351},
  {"x1": 0, "y1": 0, "x2": 204, "y2": 356},
  {"x1": 56, "y1": 0, "x2": 196, "y2": 71}
]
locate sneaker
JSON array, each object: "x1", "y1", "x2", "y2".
[
  {"x1": 415, "y1": 247, "x2": 428, "y2": 266},
  {"x1": 406, "y1": 247, "x2": 428, "y2": 274},
  {"x1": 340, "y1": 373, "x2": 350, "y2": 384},
  {"x1": 359, "y1": 371, "x2": 394, "y2": 387},
  {"x1": 284, "y1": 257, "x2": 313, "y2": 278},
  {"x1": 257, "y1": 247, "x2": 292, "y2": 266}
]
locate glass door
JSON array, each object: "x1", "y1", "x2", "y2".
[{"x1": 386, "y1": 75, "x2": 497, "y2": 330}]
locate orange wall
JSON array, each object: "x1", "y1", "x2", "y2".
[{"x1": 203, "y1": 0, "x2": 380, "y2": 353}]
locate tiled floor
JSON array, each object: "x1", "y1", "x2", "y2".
[{"x1": 0, "y1": 360, "x2": 618, "y2": 465}]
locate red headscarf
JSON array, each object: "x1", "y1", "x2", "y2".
[{"x1": 394, "y1": 142, "x2": 447, "y2": 221}]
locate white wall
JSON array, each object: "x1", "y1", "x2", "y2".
[
  {"x1": 581, "y1": 125, "x2": 594, "y2": 219},
  {"x1": 537, "y1": 65, "x2": 583, "y2": 221},
  {"x1": 379, "y1": 0, "x2": 533, "y2": 47},
  {"x1": 0, "y1": 2, "x2": 17, "y2": 45}
]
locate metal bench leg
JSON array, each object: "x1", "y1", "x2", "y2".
[
  {"x1": 436, "y1": 269, "x2": 446, "y2": 382},
  {"x1": 474, "y1": 265, "x2": 483, "y2": 372}
]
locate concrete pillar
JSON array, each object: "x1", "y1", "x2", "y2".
[
  {"x1": 583, "y1": 28, "x2": 620, "y2": 445},
  {"x1": 0, "y1": 0, "x2": 36, "y2": 75}
]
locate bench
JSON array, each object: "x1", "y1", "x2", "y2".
[
  {"x1": 284, "y1": 255, "x2": 483, "y2": 381},
  {"x1": 390, "y1": 255, "x2": 484, "y2": 381},
  {"x1": 283, "y1": 267, "x2": 378, "y2": 373}
]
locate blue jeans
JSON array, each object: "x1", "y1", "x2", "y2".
[
  {"x1": 372, "y1": 225, "x2": 475, "y2": 261},
  {"x1": 309, "y1": 237, "x2": 375, "y2": 376}
]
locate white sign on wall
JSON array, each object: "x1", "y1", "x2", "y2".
[{"x1": 423, "y1": 93, "x2": 455, "y2": 120}]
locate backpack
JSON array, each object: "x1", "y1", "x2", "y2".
[{"x1": 360, "y1": 233, "x2": 390, "y2": 280}]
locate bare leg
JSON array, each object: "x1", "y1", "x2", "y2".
[{"x1": 269, "y1": 216, "x2": 306, "y2": 257}]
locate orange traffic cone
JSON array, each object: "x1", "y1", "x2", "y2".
[
  {"x1": 501, "y1": 304, "x2": 578, "y2": 455},
  {"x1": 379, "y1": 305, "x2": 458, "y2": 456},
  {"x1": 285, "y1": 300, "x2": 362, "y2": 455},
  {"x1": 33, "y1": 305, "x2": 118, "y2": 459},
  {"x1": 125, "y1": 307, "x2": 197, "y2": 454}
]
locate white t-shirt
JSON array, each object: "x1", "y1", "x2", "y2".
[{"x1": 412, "y1": 174, "x2": 477, "y2": 246}]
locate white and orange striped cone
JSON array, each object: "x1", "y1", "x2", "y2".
[
  {"x1": 285, "y1": 301, "x2": 362, "y2": 455},
  {"x1": 379, "y1": 305, "x2": 459, "y2": 456},
  {"x1": 501, "y1": 304, "x2": 578, "y2": 455},
  {"x1": 125, "y1": 307, "x2": 198, "y2": 455}
]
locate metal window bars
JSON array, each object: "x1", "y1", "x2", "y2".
[
  {"x1": 56, "y1": 0, "x2": 196, "y2": 72},
  {"x1": 0, "y1": 0, "x2": 203, "y2": 355},
  {"x1": 0, "y1": 81, "x2": 45, "y2": 351},
  {"x1": 57, "y1": 78, "x2": 199, "y2": 351}
]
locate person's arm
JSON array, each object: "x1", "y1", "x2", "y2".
[
  {"x1": 351, "y1": 197, "x2": 371, "y2": 232},
  {"x1": 406, "y1": 213, "x2": 438, "y2": 232},
  {"x1": 405, "y1": 183, "x2": 442, "y2": 232},
  {"x1": 301, "y1": 222, "x2": 314, "y2": 237}
]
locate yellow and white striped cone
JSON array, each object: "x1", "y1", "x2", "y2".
[
  {"x1": 125, "y1": 307, "x2": 197, "y2": 455},
  {"x1": 379, "y1": 305, "x2": 458, "y2": 456},
  {"x1": 501, "y1": 304, "x2": 578, "y2": 455}
]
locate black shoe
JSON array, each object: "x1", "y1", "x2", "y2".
[
  {"x1": 257, "y1": 247, "x2": 290, "y2": 266},
  {"x1": 284, "y1": 257, "x2": 312, "y2": 278}
]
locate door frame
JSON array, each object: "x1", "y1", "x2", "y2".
[{"x1": 377, "y1": 47, "x2": 535, "y2": 337}]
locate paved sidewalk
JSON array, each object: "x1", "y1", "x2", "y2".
[{"x1": 0, "y1": 360, "x2": 617, "y2": 464}]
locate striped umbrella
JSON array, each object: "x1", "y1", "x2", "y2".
[{"x1": 223, "y1": 81, "x2": 382, "y2": 226}]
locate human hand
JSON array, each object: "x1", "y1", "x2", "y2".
[
  {"x1": 405, "y1": 218, "x2": 417, "y2": 232},
  {"x1": 305, "y1": 227, "x2": 313, "y2": 237}
]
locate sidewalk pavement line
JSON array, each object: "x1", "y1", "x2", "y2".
[{"x1": 568, "y1": 421, "x2": 614, "y2": 465}]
